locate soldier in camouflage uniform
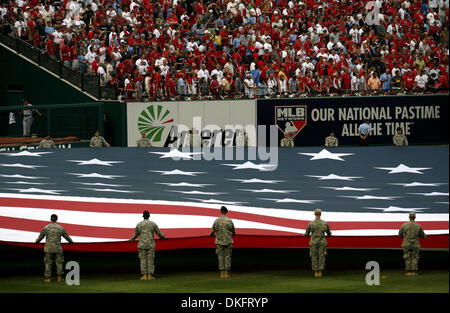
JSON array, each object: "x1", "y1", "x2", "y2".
[
  {"x1": 39, "y1": 135, "x2": 57, "y2": 149},
  {"x1": 399, "y1": 212, "x2": 426, "y2": 276},
  {"x1": 280, "y1": 132, "x2": 294, "y2": 147},
  {"x1": 325, "y1": 131, "x2": 339, "y2": 147},
  {"x1": 210, "y1": 206, "x2": 236, "y2": 278},
  {"x1": 393, "y1": 127, "x2": 409, "y2": 146},
  {"x1": 35, "y1": 214, "x2": 73, "y2": 283},
  {"x1": 304, "y1": 209, "x2": 332, "y2": 277},
  {"x1": 90, "y1": 130, "x2": 110, "y2": 147},
  {"x1": 136, "y1": 132, "x2": 152, "y2": 147},
  {"x1": 129, "y1": 211, "x2": 166, "y2": 280}
]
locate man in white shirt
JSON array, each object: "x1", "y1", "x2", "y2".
[
  {"x1": 98, "y1": 63, "x2": 107, "y2": 86},
  {"x1": 244, "y1": 74, "x2": 255, "y2": 97},
  {"x1": 197, "y1": 64, "x2": 210, "y2": 82},
  {"x1": 302, "y1": 57, "x2": 314, "y2": 72},
  {"x1": 84, "y1": 47, "x2": 96, "y2": 73},
  {"x1": 211, "y1": 64, "x2": 224, "y2": 83},
  {"x1": 159, "y1": 59, "x2": 169, "y2": 77},
  {"x1": 414, "y1": 70, "x2": 428, "y2": 90}
]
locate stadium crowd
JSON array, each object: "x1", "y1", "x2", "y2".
[{"x1": 0, "y1": 0, "x2": 449, "y2": 101}]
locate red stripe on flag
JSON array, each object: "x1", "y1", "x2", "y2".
[
  {"x1": 2, "y1": 234, "x2": 448, "y2": 251},
  {"x1": 1, "y1": 197, "x2": 448, "y2": 231}
]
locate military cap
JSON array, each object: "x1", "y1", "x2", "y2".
[
  {"x1": 409, "y1": 212, "x2": 416, "y2": 218},
  {"x1": 314, "y1": 209, "x2": 322, "y2": 216}
]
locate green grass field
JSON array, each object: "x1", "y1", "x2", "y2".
[
  {"x1": 0, "y1": 269, "x2": 448, "y2": 293},
  {"x1": 1, "y1": 245, "x2": 448, "y2": 293}
]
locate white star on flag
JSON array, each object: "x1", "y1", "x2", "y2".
[
  {"x1": 320, "y1": 186, "x2": 378, "y2": 191},
  {"x1": 3, "y1": 181, "x2": 53, "y2": 185},
  {"x1": 0, "y1": 151, "x2": 53, "y2": 157},
  {"x1": 0, "y1": 163, "x2": 47, "y2": 169},
  {"x1": 375, "y1": 164, "x2": 431, "y2": 174},
  {"x1": 78, "y1": 188, "x2": 140, "y2": 193},
  {"x1": 389, "y1": 182, "x2": 447, "y2": 187},
  {"x1": 186, "y1": 198, "x2": 246, "y2": 205},
  {"x1": 4, "y1": 188, "x2": 66, "y2": 195},
  {"x1": 150, "y1": 169, "x2": 205, "y2": 176},
  {"x1": 240, "y1": 189, "x2": 296, "y2": 194},
  {"x1": 155, "y1": 182, "x2": 213, "y2": 187},
  {"x1": 222, "y1": 161, "x2": 277, "y2": 171},
  {"x1": 228, "y1": 178, "x2": 285, "y2": 184},
  {"x1": 364, "y1": 206, "x2": 430, "y2": 212},
  {"x1": 299, "y1": 149, "x2": 354, "y2": 161},
  {"x1": 72, "y1": 182, "x2": 130, "y2": 187},
  {"x1": 0, "y1": 174, "x2": 48, "y2": 180},
  {"x1": 341, "y1": 195, "x2": 400, "y2": 200},
  {"x1": 259, "y1": 198, "x2": 321, "y2": 204},
  {"x1": 409, "y1": 192, "x2": 449, "y2": 197},
  {"x1": 305, "y1": 174, "x2": 362, "y2": 181},
  {"x1": 66, "y1": 172, "x2": 125, "y2": 179},
  {"x1": 150, "y1": 149, "x2": 202, "y2": 159},
  {"x1": 168, "y1": 190, "x2": 226, "y2": 195},
  {"x1": 67, "y1": 158, "x2": 124, "y2": 166}
]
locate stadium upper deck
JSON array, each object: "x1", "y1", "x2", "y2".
[{"x1": 0, "y1": 0, "x2": 448, "y2": 101}]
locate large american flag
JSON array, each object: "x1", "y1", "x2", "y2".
[{"x1": 0, "y1": 146, "x2": 448, "y2": 251}]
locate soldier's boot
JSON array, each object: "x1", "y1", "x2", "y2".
[
  {"x1": 406, "y1": 271, "x2": 412, "y2": 276},
  {"x1": 411, "y1": 271, "x2": 418, "y2": 276},
  {"x1": 44, "y1": 278, "x2": 51, "y2": 283},
  {"x1": 220, "y1": 271, "x2": 224, "y2": 278},
  {"x1": 224, "y1": 271, "x2": 231, "y2": 278},
  {"x1": 314, "y1": 271, "x2": 318, "y2": 277},
  {"x1": 147, "y1": 274, "x2": 156, "y2": 280},
  {"x1": 318, "y1": 271, "x2": 323, "y2": 277},
  {"x1": 140, "y1": 274, "x2": 147, "y2": 280},
  {"x1": 57, "y1": 276, "x2": 64, "y2": 282}
]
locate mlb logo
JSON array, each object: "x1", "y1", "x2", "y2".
[{"x1": 274, "y1": 105, "x2": 308, "y2": 139}]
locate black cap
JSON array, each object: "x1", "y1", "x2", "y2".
[
  {"x1": 51, "y1": 214, "x2": 58, "y2": 222},
  {"x1": 220, "y1": 206, "x2": 228, "y2": 214},
  {"x1": 143, "y1": 210, "x2": 150, "y2": 219}
]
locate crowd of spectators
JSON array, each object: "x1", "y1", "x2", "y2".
[{"x1": 0, "y1": 0, "x2": 449, "y2": 101}]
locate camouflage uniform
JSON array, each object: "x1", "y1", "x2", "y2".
[
  {"x1": 90, "y1": 135, "x2": 110, "y2": 147},
  {"x1": 399, "y1": 218, "x2": 426, "y2": 272},
  {"x1": 305, "y1": 218, "x2": 332, "y2": 272},
  {"x1": 210, "y1": 216, "x2": 236, "y2": 271},
  {"x1": 130, "y1": 219, "x2": 166, "y2": 275},
  {"x1": 280, "y1": 138, "x2": 294, "y2": 147},
  {"x1": 136, "y1": 137, "x2": 152, "y2": 147},
  {"x1": 35, "y1": 223, "x2": 73, "y2": 279},
  {"x1": 325, "y1": 136, "x2": 338, "y2": 147},
  {"x1": 39, "y1": 139, "x2": 57, "y2": 149},
  {"x1": 393, "y1": 134, "x2": 408, "y2": 146}
]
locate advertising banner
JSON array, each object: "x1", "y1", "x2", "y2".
[
  {"x1": 127, "y1": 100, "x2": 256, "y2": 147},
  {"x1": 256, "y1": 94, "x2": 449, "y2": 146}
]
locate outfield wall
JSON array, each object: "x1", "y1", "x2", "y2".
[
  {"x1": 126, "y1": 100, "x2": 256, "y2": 147},
  {"x1": 257, "y1": 94, "x2": 449, "y2": 146}
]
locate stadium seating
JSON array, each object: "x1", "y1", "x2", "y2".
[{"x1": 0, "y1": 0, "x2": 448, "y2": 101}]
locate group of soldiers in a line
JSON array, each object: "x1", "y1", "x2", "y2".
[{"x1": 36, "y1": 208, "x2": 426, "y2": 282}]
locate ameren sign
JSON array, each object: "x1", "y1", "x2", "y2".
[{"x1": 310, "y1": 105, "x2": 441, "y2": 137}]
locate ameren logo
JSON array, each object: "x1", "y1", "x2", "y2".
[
  {"x1": 138, "y1": 104, "x2": 174, "y2": 142},
  {"x1": 274, "y1": 105, "x2": 307, "y2": 138}
]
